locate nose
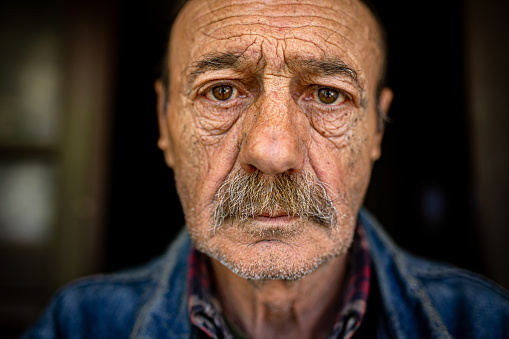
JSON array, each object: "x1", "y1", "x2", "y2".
[{"x1": 239, "y1": 92, "x2": 304, "y2": 175}]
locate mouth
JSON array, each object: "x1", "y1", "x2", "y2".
[
  {"x1": 253, "y1": 212, "x2": 299, "y2": 223},
  {"x1": 222, "y1": 211, "x2": 306, "y2": 238}
]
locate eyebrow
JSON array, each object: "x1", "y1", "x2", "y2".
[
  {"x1": 185, "y1": 53, "x2": 366, "y2": 106},
  {"x1": 186, "y1": 52, "x2": 245, "y2": 89},
  {"x1": 298, "y1": 59, "x2": 367, "y2": 108},
  {"x1": 296, "y1": 59, "x2": 362, "y2": 90}
]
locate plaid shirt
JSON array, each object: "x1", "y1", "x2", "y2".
[{"x1": 188, "y1": 224, "x2": 371, "y2": 339}]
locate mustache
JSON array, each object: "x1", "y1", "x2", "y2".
[{"x1": 213, "y1": 170, "x2": 338, "y2": 229}]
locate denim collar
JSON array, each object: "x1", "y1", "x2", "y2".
[{"x1": 358, "y1": 210, "x2": 452, "y2": 339}]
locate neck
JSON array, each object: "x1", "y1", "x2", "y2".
[{"x1": 210, "y1": 254, "x2": 349, "y2": 339}]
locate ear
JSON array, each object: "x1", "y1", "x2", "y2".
[
  {"x1": 370, "y1": 87, "x2": 394, "y2": 161},
  {"x1": 155, "y1": 79, "x2": 175, "y2": 168}
]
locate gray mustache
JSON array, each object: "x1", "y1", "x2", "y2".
[{"x1": 213, "y1": 170, "x2": 338, "y2": 229}]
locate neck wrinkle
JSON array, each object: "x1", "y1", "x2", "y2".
[{"x1": 210, "y1": 253, "x2": 349, "y2": 339}]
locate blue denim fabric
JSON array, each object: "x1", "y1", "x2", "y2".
[{"x1": 22, "y1": 209, "x2": 509, "y2": 338}]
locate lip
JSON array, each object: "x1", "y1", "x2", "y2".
[
  {"x1": 253, "y1": 213, "x2": 298, "y2": 223},
  {"x1": 240, "y1": 213, "x2": 304, "y2": 238}
]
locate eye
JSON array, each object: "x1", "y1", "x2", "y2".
[
  {"x1": 211, "y1": 85, "x2": 234, "y2": 101},
  {"x1": 315, "y1": 87, "x2": 345, "y2": 105}
]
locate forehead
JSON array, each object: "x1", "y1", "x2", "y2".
[{"x1": 170, "y1": 0, "x2": 382, "y2": 81}]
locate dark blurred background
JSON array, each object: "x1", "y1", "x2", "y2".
[{"x1": 1, "y1": 0, "x2": 508, "y2": 337}]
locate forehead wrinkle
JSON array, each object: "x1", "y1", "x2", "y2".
[
  {"x1": 179, "y1": 0, "x2": 382, "y2": 62},
  {"x1": 190, "y1": 32, "x2": 362, "y2": 78},
  {"x1": 178, "y1": 0, "x2": 379, "y2": 61},
  {"x1": 196, "y1": 14, "x2": 353, "y2": 33},
  {"x1": 183, "y1": 35, "x2": 365, "y2": 88},
  {"x1": 192, "y1": 12, "x2": 362, "y2": 57},
  {"x1": 199, "y1": 21, "x2": 353, "y2": 43},
  {"x1": 199, "y1": 26, "x2": 348, "y2": 44},
  {"x1": 197, "y1": 27, "x2": 359, "y2": 61},
  {"x1": 193, "y1": 1, "x2": 359, "y2": 28},
  {"x1": 183, "y1": 0, "x2": 372, "y2": 40},
  {"x1": 194, "y1": 12, "x2": 356, "y2": 39},
  {"x1": 194, "y1": 25, "x2": 359, "y2": 68}
]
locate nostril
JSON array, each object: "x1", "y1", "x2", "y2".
[{"x1": 241, "y1": 163, "x2": 258, "y2": 173}]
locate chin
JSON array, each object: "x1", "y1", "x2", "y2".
[
  {"x1": 213, "y1": 246, "x2": 341, "y2": 281},
  {"x1": 192, "y1": 217, "x2": 355, "y2": 280}
]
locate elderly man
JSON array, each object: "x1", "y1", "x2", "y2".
[{"x1": 23, "y1": 0, "x2": 509, "y2": 338}]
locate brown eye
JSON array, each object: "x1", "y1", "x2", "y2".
[
  {"x1": 317, "y1": 88, "x2": 342, "y2": 104},
  {"x1": 212, "y1": 85, "x2": 233, "y2": 101}
]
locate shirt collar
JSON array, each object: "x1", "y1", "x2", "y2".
[{"x1": 328, "y1": 222, "x2": 371, "y2": 339}]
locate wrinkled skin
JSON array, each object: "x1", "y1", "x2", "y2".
[{"x1": 156, "y1": 0, "x2": 392, "y2": 337}]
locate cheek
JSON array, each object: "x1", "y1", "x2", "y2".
[
  {"x1": 193, "y1": 100, "x2": 243, "y2": 143},
  {"x1": 310, "y1": 106, "x2": 355, "y2": 138},
  {"x1": 169, "y1": 103, "x2": 244, "y2": 226},
  {"x1": 308, "y1": 106, "x2": 373, "y2": 172},
  {"x1": 309, "y1": 116, "x2": 374, "y2": 209},
  {"x1": 172, "y1": 99, "x2": 239, "y2": 172}
]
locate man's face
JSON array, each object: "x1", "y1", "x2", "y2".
[{"x1": 158, "y1": 0, "x2": 389, "y2": 279}]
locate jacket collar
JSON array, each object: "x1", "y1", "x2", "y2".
[
  {"x1": 130, "y1": 229, "x2": 192, "y2": 339},
  {"x1": 359, "y1": 209, "x2": 452, "y2": 339}
]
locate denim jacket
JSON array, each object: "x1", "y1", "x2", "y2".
[{"x1": 22, "y1": 209, "x2": 509, "y2": 338}]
